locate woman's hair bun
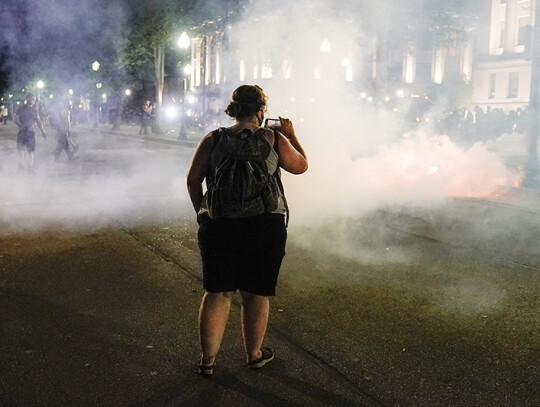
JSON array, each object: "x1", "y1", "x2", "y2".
[
  {"x1": 225, "y1": 85, "x2": 267, "y2": 119},
  {"x1": 225, "y1": 100, "x2": 242, "y2": 117}
]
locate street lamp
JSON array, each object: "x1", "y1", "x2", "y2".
[
  {"x1": 91, "y1": 62, "x2": 101, "y2": 128},
  {"x1": 125, "y1": 89, "x2": 131, "y2": 96},
  {"x1": 177, "y1": 32, "x2": 190, "y2": 49},
  {"x1": 320, "y1": 39, "x2": 331, "y2": 53}
]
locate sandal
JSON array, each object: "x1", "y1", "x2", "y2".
[
  {"x1": 247, "y1": 347, "x2": 274, "y2": 369},
  {"x1": 198, "y1": 362, "x2": 216, "y2": 377}
]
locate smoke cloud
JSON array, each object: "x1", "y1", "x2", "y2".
[
  {"x1": 225, "y1": 0, "x2": 521, "y2": 224},
  {"x1": 0, "y1": 0, "x2": 528, "y2": 241}
]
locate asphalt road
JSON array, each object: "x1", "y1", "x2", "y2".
[{"x1": 0, "y1": 122, "x2": 539, "y2": 406}]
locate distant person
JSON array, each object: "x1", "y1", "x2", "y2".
[
  {"x1": 139, "y1": 100, "x2": 152, "y2": 135},
  {"x1": 186, "y1": 84, "x2": 308, "y2": 376},
  {"x1": 50, "y1": 99, "x2": 78, "y2": 161},
  {"x1": 14, "y1": 93, "x2": 47, "y2": 172},
  {"x1": 80, "y1": 95, "x2": 91, "y2": 124},
  {"x1": 1, "y1": 105, "x2": 8, "y2": 124}
]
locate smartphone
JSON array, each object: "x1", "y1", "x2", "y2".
[{"x1": 264, "y1": 118, "x2": 281, "y2": 131}]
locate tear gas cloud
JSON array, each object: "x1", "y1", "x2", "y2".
[
  {"x1": 0, "y1": 0, "x2": 126, "y2": 88},
  {"x1": 0, "y1": 0, "x2": 535, "y2": 317},
  {"x1": 227, "y1": 0, "x2": 521, "y2": 224},
  {"x1": 0, "y1": 138, "x2": 193, "y2": 235},
  {"x1": 0, "y1": 0, "x2": 528, "y2": 238}
]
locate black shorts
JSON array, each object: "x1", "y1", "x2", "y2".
[
  {"x1": 17, "y1": 129, "x2": 36, "y2": 152},
  {"x1": 197, "y1": 213, "x2": 287, "y2": 296}
]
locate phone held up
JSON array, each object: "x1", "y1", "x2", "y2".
[{"x1": 264, "y1": 118, "x2": 281, "y2": 132}]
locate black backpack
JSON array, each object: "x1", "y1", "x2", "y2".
[{"x1": 205, "y1": 127, "x2": 284, "y2": 219}]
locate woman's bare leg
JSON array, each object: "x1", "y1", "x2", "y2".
[
  {"x1": 198, "y1": 291, "x2": 234, "y2": 366},
  {"x1": 240, "y1": 290, "x2": 269, "y2": 363}
]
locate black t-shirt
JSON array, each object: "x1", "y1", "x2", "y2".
[{"x1": 17, "y1": 105, "x2": 38, "y2": 128}]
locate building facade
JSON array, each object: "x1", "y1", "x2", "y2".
[
  {"x1": 184, "y1": 9, "x2": 476, "y2": 122},
  {"x1": 472, "y1": 0, "x2": 537, "y2": 111}
]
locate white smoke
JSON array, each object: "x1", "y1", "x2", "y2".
[
  {"x1": 226, "y1": 0, "x2": 521, "y2": 225},
  {"x1": 0, "y1": 131, "x2": 193, "y2": 235}
]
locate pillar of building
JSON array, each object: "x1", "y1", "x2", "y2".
[{"x1": 504, "y1": 0, "x2": 519, "y2": 52}]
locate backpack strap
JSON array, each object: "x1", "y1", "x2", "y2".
[{"x1": 212, "y1": 127, "x2": 226, "y2": 149}]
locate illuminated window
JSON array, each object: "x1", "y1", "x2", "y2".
[
  {"x1": 239, "y1": 60, "x2": 245, "y2": 81},
  {"x1": 261, "y1": 62, "x2": 272, "y2": 79},
  {"x1": 253, "y1": 64, "x2": 259, "y2": 80},
  {"x1": 489, "y1": 73, "x2": 496, "y2": 99},
  {"x1": 345, "y1": 66, "x2": 353, "y2": 81},
  {"x1": 282, "y1": 58, "x2": 292, "y2": 79}
]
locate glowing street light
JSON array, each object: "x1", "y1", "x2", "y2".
[
  {"x1": 36, "y1": 80, "x2": 45, "y2": 89},
  {"x1": 125, "y1": 89, "x2": 132, "y2": 96},
  {"x1": 320, "y1": 39, "x2": 331, "y2": 53},
  {"x1": 177, "y1": 32, "x2": 190, "y2": 49},
  {"x1": 183, "y1": 63, "x2": 193, "y2": 76},
  {"x1": 92, "y1": 61, "x2": 100, "y2": 71},
  {"x1": 96, "y1": 82, "x2": 102, "y2": 89},
  {"x1": 68, "y1": 89, "x2": 74, "y2": 95}
]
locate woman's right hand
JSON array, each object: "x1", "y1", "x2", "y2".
[{"x1": 278, "y1": 116, "x2": 295, "y2": 139}]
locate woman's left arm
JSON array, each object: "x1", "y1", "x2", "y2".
[{"x1": 186, "y1": 132, "x2": 214, "y2": 213}]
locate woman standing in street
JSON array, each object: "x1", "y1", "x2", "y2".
[{"x1": 186, "y1": 84, "x2": 308, "y2": 375}]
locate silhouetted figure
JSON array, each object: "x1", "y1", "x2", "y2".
[
  {"x1": 1, "y1": 105, "x2": 8, "y2": 124},
  {"x1": 14, "y1": 93, "x2": 47, "y2": 172},
  {"x1": 50, "y1": 99, "x2": 78, "y2": 161},
  {"x1": 139, "y1": 100, "x2": 152, "y2": 135}
]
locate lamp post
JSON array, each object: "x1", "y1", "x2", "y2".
[
  {"x1": 177, "y1": 32, "x2": 191, "y2": 140},
  {"x1": 91, "y1": 61, "x2": 100, "y2": 128},
  {"x1": 36, "y1": 80, "x2": 45, "y2": 115}
]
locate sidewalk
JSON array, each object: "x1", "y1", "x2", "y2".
[{"x1": 73, "y1": 121, "x2": 205, "y2": 148}]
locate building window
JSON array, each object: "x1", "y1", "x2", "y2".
[
  {"x1": 239, "y1": 60, "x2": 245, "y2": 82},
  {"x1": 489, "y1": 73, "x2": 496, "y2": 99},
  {"x1": 508, "y1": 72, "x2": 519, "y2": 98},
  {"x1": 282, "y1": 58, "x2": 292, "y2": 79},
  {"x1": 261, "y1": 60, "x2": 273, "y2": 79},
  {"x1": 518, "y1": 18, "x2": 531, "y2": 47}
]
